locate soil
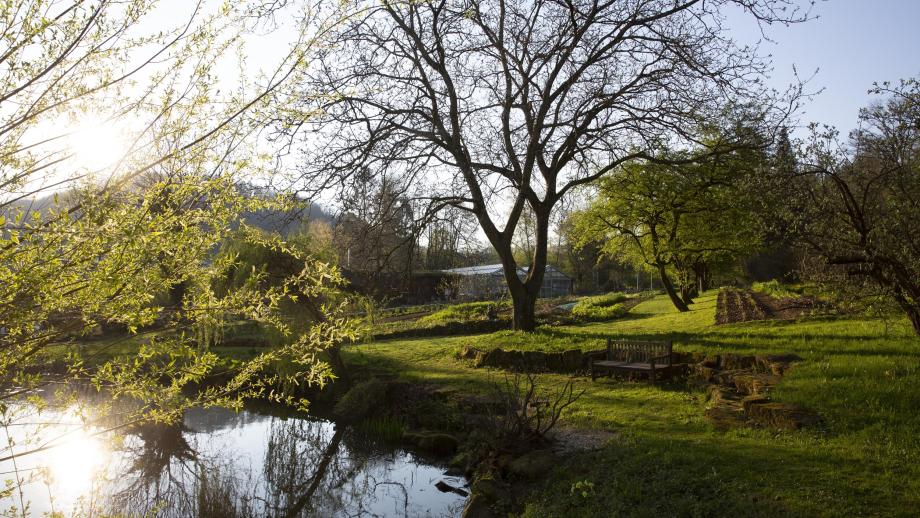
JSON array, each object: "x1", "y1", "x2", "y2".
[{"x1": 716, "y1": 288, "x2": 823, "y2": 324}]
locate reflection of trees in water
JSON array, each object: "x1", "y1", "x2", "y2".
[
  {"x1": 106, "y1": 422, "x2": 255, "y2": 518},
  {"x1": 262, "y1": 418, "x2": 415, "y2": 517},
  {"x1": 98, "y1": 414, "x2": 422, "y2": 517}
]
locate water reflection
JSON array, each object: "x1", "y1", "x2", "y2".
[{"x1": 1, "y1": 402, "x2": 466, "y2": 517}]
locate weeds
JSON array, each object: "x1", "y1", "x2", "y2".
[{"x1": 485, "y1": 372, "x2": 584, "y2": 449}]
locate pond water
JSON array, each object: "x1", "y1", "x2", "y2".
[{"x1": 0, "y1": 393, "x2": 468, "y2": 517}]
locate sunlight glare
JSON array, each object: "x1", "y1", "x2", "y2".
[
  {"x1": 48, "y1": 424, "x2": 109, "y2": 502},
  {"x1": 66, "y1": 115, "x2": 131, "y2": 177}
]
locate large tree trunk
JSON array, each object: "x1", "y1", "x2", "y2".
[
  {"x1": 657, "y1": 264, "x2": 689, "y2": 312},
  {"x1": 680, "y1": 284, "x2": 694, "y2": 306},
  {"x1": 494, "y1": 209, "x2": 550, "y2": 332}
]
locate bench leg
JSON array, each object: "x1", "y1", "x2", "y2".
[{"x1": 649, "y1": 368, "x2": 656, "y2": 385}]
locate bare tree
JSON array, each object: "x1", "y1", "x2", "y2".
[
  {"x1": 288, "y1": 0, "x2": 807, "y2": 330},
  {"x1": 785, "y1": 78, "x2": 920, "y2": 334}
]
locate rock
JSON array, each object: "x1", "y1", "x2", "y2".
[
  {"x1": 713, "y1": 368, "x2": 747, "y2": 385},
  {"x1": 482, "y1": 348, "x2": 504, "y2": 367},
  {"x1": 435, "y1": 480, "x2": 469, "y2": 496},
  {"x1": 707, "y1": 385, "x2": 740, "y2": 405},
  {"x1": 416, "y1": 433, "x2": 460, "y2": 455},
  {"x1": 562, "y1": 349, "x2": 583, "y2": 371},
  {"x1": 458, "y1": 345, "x2": 482, "y2": 360},
  {"x1": 705, "y1": 405, "x2": 748, "y2": 430},
  {"x1": 461, "y1": 494, "x2": 495, "y2": 518},
  {"x1": 756, "y1": 354, "x2": 803, "y2": 376},
  {"x1": 700, "y1": 355, "x2": 721, "y2": 368},
  {"x1": 523, "y1": 351, "x2": 546, "y2": 369},
  {"x1": 506, "y1": 450, "x2": 556, "y2": 480},
  {"x1": 741, "y1": 394, "x2": 771, "y2": 413},
  {"x1": 746, "y1": 401, "x2": 820, "y2": 430},
  {"x1": 720, "y1": 354, "x2": 756, "y2": 370},
  {"x1": 733, "y1": 374, "x2": 781, "y2": 395},
  {"x1": 693, "y1": 365, "x2": 718, "y2": 382},
  {"x1": 471, "y1": 477, "x2": 511, "y2": 503}
]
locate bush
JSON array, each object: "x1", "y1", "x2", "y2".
[
  {"x1": 752, "y1": 280, "x2": 805, "y2": 300},
  {"x1": 571, "y1": 302, "x2": 628, "y2": 321},
  {"x1": 576, "y1": 292, "x2": 628, "y2": 308},
  {"x1": 418, "y1": 300, "x2": 510, "y2": 325},
  {"x1": 570, "y1": 292, "x2": 630, "y2": 321},
  {"x1": 333, "y1": 378, "x2": 388, "y2": 422}
]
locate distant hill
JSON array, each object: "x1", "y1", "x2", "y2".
[{"x1": 1, "y1": 184, "x2": 333, "y2": 237}]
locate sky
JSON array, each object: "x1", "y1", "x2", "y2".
[
  {"x1": 728, "y1": 0, "x2": 920, "y2": 136},
  {"x1": 18, "y1": 0, "x2": 920, "y2": 203}
]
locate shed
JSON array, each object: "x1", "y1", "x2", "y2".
[{"x1": 442, "y1": 263, "x2": 573, "y2": 300}]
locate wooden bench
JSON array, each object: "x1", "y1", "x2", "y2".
[{"x1": 591, "y1": 339, "x2": 673, "y2": 384}]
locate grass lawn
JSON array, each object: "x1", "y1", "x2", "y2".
[{"x1": 344, "y1": 291, "x2": 920, "y2": 517}]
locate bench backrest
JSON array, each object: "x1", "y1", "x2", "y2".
[{"x1": 606, "y1": 339, "x2": 672, "y2": 366}]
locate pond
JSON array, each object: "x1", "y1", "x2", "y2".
[{"x1": 0, "y1": 392, "x2": 468, "y2": 517}]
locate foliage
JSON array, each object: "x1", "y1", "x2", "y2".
[
  {"x1": 572, "y1": 140, "x2": 766, "y2": 312},
  {"x1": 0, "y1": 0, "x2": 357, "y2": 480},
  {"x1": 292, "y1": 0, "x2": 807, "y2": 330}
]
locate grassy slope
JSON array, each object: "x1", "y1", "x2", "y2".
[{"x1": 344, "y1": 291, "x2": 920, "y2": 517}]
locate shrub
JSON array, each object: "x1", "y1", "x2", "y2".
[
  {"x1": 752, "y1": 280, "x2": 805, "y2": 300},
  {"x1": 570, "y1": 292, "x2": 630, "y2": 321},
  {"x1": 418, "y1": 300, "x2": 510, "y2": 325},
  {"x1": 333, "y1": 378, "x2": 388, "y2": 422},
  {"x1": 576, "y1": 292, "x2": 628, "y2": 308}
]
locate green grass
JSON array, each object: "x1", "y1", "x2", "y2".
[
  {"x1": 344, "y1": 290, "x2": 920, "y2": 517},
  {"x1": 418, "y1": 300, "x2": 510, "y2": 325}
]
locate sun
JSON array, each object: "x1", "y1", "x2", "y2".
[
  {"x1": 66, "y1": 115, "x2": 131, "y2": 176},
  {"x1": 47, "y1": 424, "x2": 110, "y2": 503}
]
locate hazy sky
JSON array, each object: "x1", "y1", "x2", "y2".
[{"x1": 729, "y1": 0, "x2": 920, "y2": 136}]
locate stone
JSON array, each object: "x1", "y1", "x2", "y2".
[
  {"x1": 707, "y1": 385, "x2": 740, "y2": 405},
  {"x1": 416, "y1": 433, "x2": 460, "y2": 456},
  {"x1": 704, "y1": 405, "x2": 748, "y2": 430},
  {"x1": 720, "y1": 353, "x2": 756, "y2": 370},
  {"x1": 741, "y1": 394, "x2": 771, "y2": 413},
  {"x1": 561, "y1": 349, "x2": 583, "y2": 371},
  {"x1": 700, "y1": 355, "x2": 721, "y2": 368},
  {"x1": 435, "y1": 480, "x2": 469, "y2": 496},
  {"x1": 458, "y1": 345, "x2": 482, "y2": 360},
  {"x1": 506, "y1": 450, "x2": 556, "y2": 480},
  {"x1": 471, "y1": 477, "x2": 511, "y2": 503},
  {"x1": 693, "y1": 365, "x2": 718, "y2": 382},
  {"x1": 461, "y1": 494, "x2": 496, "y2": 518},
  {"x1": 523, "y1": 351, "x2": 546, "y2": 369},
  {"x1": 746, "y1": 402, "x2": 820, "y2": 431},
  {"x1": 756, "y1": 354, "x2": 803, "y2": 376},
  {"x1": 713, "y1": 368, "x2": 747, "y2": 385},
  {"x1": 733, "y1": 374, "x2": 781, "y2": 395}
]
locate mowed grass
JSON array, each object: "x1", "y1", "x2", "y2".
[{"x1": 344, "y1": 291, "x2": 920, "y2": 517}]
